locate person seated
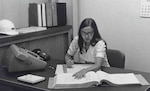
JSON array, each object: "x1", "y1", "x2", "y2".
[{"x1": 65, "y1": 18, "x2": 110, "y2": 79}]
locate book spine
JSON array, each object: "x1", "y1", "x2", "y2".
[
  {"x1": 52, "y1": 3, "x2": 58, "y2": 26},
  {"x1": 29, "y1": 3, "x2": 38, "y2": 27},
  {"x1": 56, "y1": 3, "x2": 67, "y2": 26},
  {"x1": 37, "y1": 3, "x2": 42, "y2": 27},
  {"x1": 41, "y1": 3, "x2": 46, "y2": 27},
  {"x1": 46, "y1": 3, "x2": 53, "y2": 27}
]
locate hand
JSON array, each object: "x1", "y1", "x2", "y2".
[
  {"x1": 73, "y1": 69, "x2": 87, "y2": 79},
  {"x1": 65, "y1": 55, "x2": 74, "y2": 68},
  {"x1": 66, "y1": 59, "x2": 74, "y2": 68}
]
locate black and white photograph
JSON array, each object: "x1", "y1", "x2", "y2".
[{"x1": 0, "y1": 0, "x2": 150, "y2": 91}]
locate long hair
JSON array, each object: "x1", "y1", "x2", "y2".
[{"x1": 78, "y1": 18, "x2": 104, "y2": 54}]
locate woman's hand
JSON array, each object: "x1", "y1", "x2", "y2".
[
  {"x1": 73, "y1": 69, "x2": 87, "y2": 79},
  {"x1": 65, "y1": 55, "x2": 74, "y2": 68}
]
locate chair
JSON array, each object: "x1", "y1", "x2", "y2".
[{"x1": 106, "y1": 49, "x2": 125, "y2": 69}]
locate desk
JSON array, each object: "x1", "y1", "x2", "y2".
[{"x1": 0, "y1": 59, "x2": 150, "y2": 91}]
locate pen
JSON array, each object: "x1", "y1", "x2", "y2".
[{"x1": 48, "y1": 65, "x2": 55, "y2": 69}]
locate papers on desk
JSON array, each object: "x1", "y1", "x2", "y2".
[
  {"x1": 48, "y1": 64, "x2": 150, "y2": 89},
  {"x1": 66, "y1": 64, "x2": 94, "y2": 74},
  {"x1": 16, "y1": 27, "x2": 47, "y2": 34},
  {"x1": 55, "y1": 64, "x2": 93, "y2": 74},
  {"x1": 55, "y1": 65, "x2": 64, "y2": 74},
  {"x1": 135, "y1": 74, "x2": 150, "y2": 85},
  {"x1": 17, "y1": 74, "x2": 45, "y2": 84}
]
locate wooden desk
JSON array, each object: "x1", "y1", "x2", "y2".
[
  {"x1": 0, "y1": 25, "x2": 72, "y2": 65},
  {"x1": 0, "y1": 59, "x2": 149, "y2": 91}
]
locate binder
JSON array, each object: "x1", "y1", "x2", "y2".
[
  {"x1": 46, "y1": 3, "x2": 53, "y2": 27},
  {"x1": 29, "y1": 3, "x2": 42, "y2": 27},
  {"x1": 52, "y1": 3, "x2": 58, "y2": 26},
  {"x1": 37, "y1": 3, "x2": 42, "y2": 27},
  {"x1": 52, "y1": 3, "x2": 67, "y2": 26},
  {"x1": 41, "y1": 3, "x2": 46, "y2": 27},
  {"x1": 29, "y1": 3, "x2": 38, "y2": 26},
  {"x1": 56, "y1": 3, "x2": 67, "y2": 26}
]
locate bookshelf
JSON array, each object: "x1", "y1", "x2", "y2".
[{"x1": 0, "y1": 25, "x2": 72, "y2": 65}]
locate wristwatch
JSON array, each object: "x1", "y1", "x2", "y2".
[{"x1": 66, "y1": 53, "x2": 73, "y2": 60}]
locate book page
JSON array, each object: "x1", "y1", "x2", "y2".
[
  {"x1": 55, "y1": 64, "x2": 93, "y2": 75},
  {"x1": 66, "y1": 64, "x2": 93, "y2": 74},
  {"x1": 55, "y1": 71, "x2": 98, "y2": 85},
  {"x1": 86, "y1": 71, "x2": 99, "y2": 83},
  {"x1": 55, "y1": 65, "x2": 64, "y2": 74},
  {"x1": 96, "y1": 71, "x2": 141, "y2": 85},
  {"x1": 109, "y1": 73, "x2": 140, "y2": 85},
  {"x1": 96, "y1": 70, "x2": 110, "y2": 82},
  {"x1": 135, "y1": 74, "x2": 150, "y2": 85}
]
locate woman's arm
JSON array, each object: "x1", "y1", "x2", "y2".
[
  {"x1": 73, "y1": 57, "x2": 103, "y2": 79},
  {"x1": 65, "y1": 53, "x2": 74, "y2": 68},
  {"x1": 86, "y1": 57, "x2": 103, "y2": 71},
  {"x1": 65, "y1": 36, "x2": 79, "y2": 67}
]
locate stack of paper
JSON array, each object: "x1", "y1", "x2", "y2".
[
  {"x1": 17, "y1": 74, "x2": 45, "y2": 84},
  {"x1": 16, "y1": 27, "x2": 47, "y2": 34}
]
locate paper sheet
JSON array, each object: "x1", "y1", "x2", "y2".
[
  {"x1": 55, "y1": 65, "x2": 64, "y2": 74},
  {"x1": 135, "y1": 74, "x2": 150, "y2": 85},
  {"x1": 66, "y1": 64, "x2": 93, "y2": 74},
  {"x1": 16, "y1": 27, "x2": 46, "y2": 34},
  {"x1": 55, "y1": 64, "x2": 93, "y2": 75}
]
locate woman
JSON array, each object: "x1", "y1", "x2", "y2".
[{"x1": 65, "y1": 18, "x2": 110, "y2": 79}]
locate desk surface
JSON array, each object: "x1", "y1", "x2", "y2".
[{"x1": 0, "y1": 59, "x2": 150, "y2": 91}]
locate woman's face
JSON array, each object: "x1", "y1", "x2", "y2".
[{"x1": 81, "y1": 26, "x2": 94, "y2": 43}]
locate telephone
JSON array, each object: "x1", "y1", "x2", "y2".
[
  {"x1": 140, "y1": 0, "x2": 150, "y2": 17},
  {"x1": 3, "y1": 44, "x2": 47, "y2": 72}
]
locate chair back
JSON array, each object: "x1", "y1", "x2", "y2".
[{"x1": 106, "y1": 49, "x2": 125, "y2": 68}]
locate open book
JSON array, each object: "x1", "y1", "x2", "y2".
[{"x1": 52, "y1": 70, "x2": 143, "y2": 89}]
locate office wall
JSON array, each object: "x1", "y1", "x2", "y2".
[
  {"x1": 72, "y1": 0, "x2": 79, "y2": 38},
  {"x1": 74, "y1": 0, "x2": 150, "y2": 73},
  {"x1": 0, "y1": 0, "x2": 50, "y2": 28}
]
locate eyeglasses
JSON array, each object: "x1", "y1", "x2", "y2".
[{"x1": 81, "y1": 31, "x2": 94, "y2": 36}]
